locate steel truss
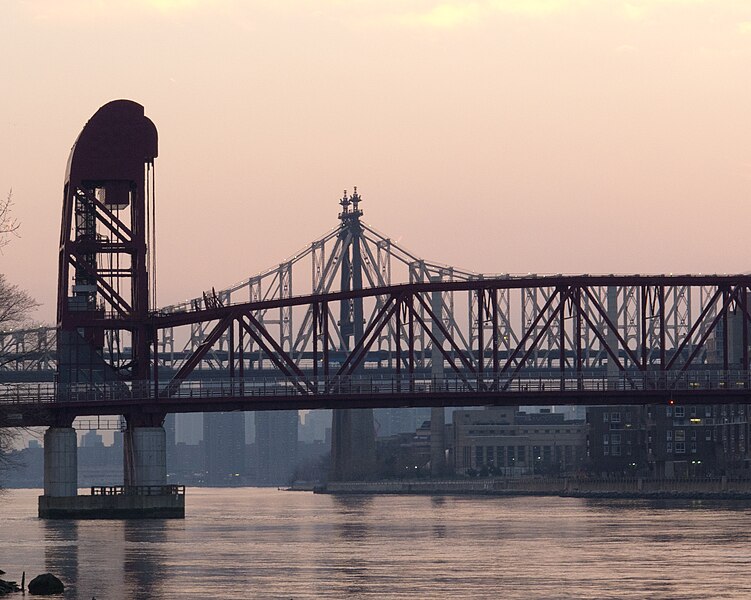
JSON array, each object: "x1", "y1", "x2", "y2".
[{"x1": 154, "y1": 275, "x2": 751, "y2": 396}]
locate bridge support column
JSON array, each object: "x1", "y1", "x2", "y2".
[
  {"x1": 330, "y1": 409, "x2": 376, "y2": 481},
  {"x1": 430, "y1": 280, "x2": 447, "y2": 477},
  {"x1": 43, "y1": 427, "x2": 77, "y2": 497},
  {"x1": 124, "y1": 427, "x2": 167, "y2": 487}
]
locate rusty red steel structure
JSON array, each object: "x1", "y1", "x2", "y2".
[
  {"x1": 55, "y1": 100, "x2": 158, "y2": 425},
  {"x1": 3, "y1": 100, "x2": 751, "y2": 427}
]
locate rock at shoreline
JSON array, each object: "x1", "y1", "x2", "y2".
[
  {"x1": 0, "y1": 578, "x2": 21, "y2": 595},
  {"x1": 28, "y1": 573, "x2": 64, "y2": 596}
]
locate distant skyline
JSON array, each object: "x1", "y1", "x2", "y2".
[{"x1": 2, "y1": 0, "x2": 751, "y2": 323}]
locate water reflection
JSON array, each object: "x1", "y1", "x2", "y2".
[
  {"x1": 331, "y1": 494, "x2": 374, "y2": 515},
  {"x1": 43, "y1": 520, "x2": 79, "y2": 593},
  {"x1": 122, "y1": 520, "x2": 169, "y2": 600},
  {"x1": 8, "y1": 489, "x2": 751, "y2": 599},
  {"x1": 324, "y1": 495, "x2": 376, "y2": 596}
]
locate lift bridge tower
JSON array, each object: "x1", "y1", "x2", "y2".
[
  {"x1": 56, "y1": 100, "x2": 164, "y2": 489},
  {"x1": 329, "y1": 188, "x2": 377, "y2": 481}
]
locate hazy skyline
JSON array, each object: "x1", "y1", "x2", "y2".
[{"x1": 2, "y1": 0, "x2": 751, "y2": 322}]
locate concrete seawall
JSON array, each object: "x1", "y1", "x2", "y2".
[{"x1": 319, "y1": 477, "x2": 751, "y2": 500}]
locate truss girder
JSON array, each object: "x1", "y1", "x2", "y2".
[{"x1": 133, "y1": 277, "x2": 751, "y2": 399}]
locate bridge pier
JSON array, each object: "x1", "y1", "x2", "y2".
[
  {"x1": 43, "y1": 427, "x2": 78, "y2": 497},
  {"x1": 330, "y1": 409, "x2": 376, "y2": 481},
  {"x1": 430, "y1": 281, "x2": 447, "y2": 477},
  {"x1": 124, "y1": 426, "x2": 167, "y2": 487}
]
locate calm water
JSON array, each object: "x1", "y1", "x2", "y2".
[{"x1": 3, "y1": 488, "x2": 751, "y2": 599}]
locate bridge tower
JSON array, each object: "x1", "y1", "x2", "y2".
[
  {"x1": 52, "y1": 100, "x2": 165, "y2": 497},
  {"x1": 329, "y1": 188, "x2": 377, "y2": 480}
]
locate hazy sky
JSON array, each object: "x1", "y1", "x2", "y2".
[{"x1": 2, "y1": 0, "x2": 751, "y2": 323}]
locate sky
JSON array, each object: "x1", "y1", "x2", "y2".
[{"x1": 2, "y1": 0, "x2": 751, "y2": 323}]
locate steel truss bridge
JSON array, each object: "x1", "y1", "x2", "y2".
[
  {"x1": 5, "y1": 268, "x2": 751, "y2": 426},
  {"x1": 2, "y1": 100, "x2": 751, "y2": 429}
]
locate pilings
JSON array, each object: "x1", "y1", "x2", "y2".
[{"x1": 43, "y1": 427, "x2": 77, "y2": 497}]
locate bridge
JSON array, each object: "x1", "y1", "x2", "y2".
[{"x1": 2, "y1": 100, "x2": 751, "y2": 508}]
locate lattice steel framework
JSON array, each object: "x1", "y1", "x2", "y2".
[{"x1": 153, "y1": 275, "x2": 749, "y2": 396}]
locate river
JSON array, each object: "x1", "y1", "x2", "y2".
[{"x1": 3, "y1": 488, "x2": 751, "y2": 599}]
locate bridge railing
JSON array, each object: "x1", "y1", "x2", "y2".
[
  {"x1": 90, "y1": 485, "x2": 185, "y2": 496},
  {"x1": 2, "y1": 370, "x2": 751, "y2": 405}
]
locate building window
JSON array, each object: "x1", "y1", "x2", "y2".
[
  {"x1": 612, "y1": 445, "x2": 621, "y2": 456},
  {"x1": 675, "y1": 442, "x2": 686, "y2": 454},
  {"x1": 705, "y1": 430, "x2": 712, "y2": 441},
  {"x1": 604, "y1": 446, "x2": 610, "y2": 455},
  {"x1": 690, "y1": 406, "x2": 697, "y2": 417},
  {"x1": 611, "y1": 434, "x2": 621, "y2": 445},
  {"x1": 603, "y1": 434, "x2": 609, "y2": 445},
  {"x1": 667, "y1": 442, "x2": 673, "y2": 453},
  {"x1": 666, "y1": 431, "x2": 672, "y2": 441},
  {"x1": 518, "y1": 446, "x2": 526, "y2": 463},
  {"x1": 705, "y1": 407, "x2": 712, "y2": 417},
  {"x1": 604, "y1": 413, "x2": 610, "y2": 422},
  {"x1": 675, "y1": 407, "x2": 685, "y2": 418},
  {"x1": 675, "y1": 430, "x2": 685, "y2": 442},
  {"x1": 666, "y1": 406, "x2": 673, "y2": 417},
  {"x1": 691, "y1": 442, "x2": 697, "y2": 454},
  {"x1": 533, "y1": 446, "x2": 542, "y2": 461},
  {"x1": 463, "y1": 447, "x2": 471, "y2": 468},
  {"x1": 508, "y1": 446, "x2": 515, "y2": 462},
  {"x1": 486, "y1": 446, "x2": 494, "y2": 465},
  {"x1": 475, "y1": 446, "x2": 483, "y2": 467},
  {"x1": 611, "y1": 412, "x2": 621, "y2": 423}
]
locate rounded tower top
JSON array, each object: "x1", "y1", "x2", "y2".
[{"x1": 65, "y1": 99, "x2": 158, "y2": 190}]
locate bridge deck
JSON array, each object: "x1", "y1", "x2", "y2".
[{"x1": 3, "y1": 371, "x2": 751, "y2": 427}]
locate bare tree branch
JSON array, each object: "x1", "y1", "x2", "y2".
[
  {"x1": 0, "y1": 275, "x2": 38, "y2": 331},
  {"x1": 0, "y1": 190, "x2": 20, "y2": 249},
  {"x1": 0, "y1": 191, "x2": 40, "y2": 480}
]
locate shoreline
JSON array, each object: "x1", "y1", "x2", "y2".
[{"x1": 313, "y1": 477, "x2": 751, "y2": 501}]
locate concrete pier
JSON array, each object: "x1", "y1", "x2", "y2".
[
  {"x1": 124, "y1": 426, "x2": 167, "y2": 487},
  {"x1": 330, "y1": 408, "x2": 376, "y2": 481},
  {"x1": 39, "y1": 485, "x2": 185, "y2": 519},
  {"x1": 43, "y1": 427, "x2": 77, "y2": 497},
  {"x1": 39, "y1": 424, "x2": 183, "y2": 519}
]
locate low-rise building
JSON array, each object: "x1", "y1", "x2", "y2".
[
  {"x1": 452, "y1": 407, "x2": 587, "y2": 475},
  {"x1": 587, "y1": 406, "x2": 648, "y2": 476},
  {"x1": 587, "y1": 403, "x2": 751, "y2": 477}
]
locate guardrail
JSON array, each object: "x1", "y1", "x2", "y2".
[
  {"x1": 2, "y1": 370, "x2": 751, "y2": 405},
  {"x1": 90, "y1": 485, "x2": 185, "y2": 496}
]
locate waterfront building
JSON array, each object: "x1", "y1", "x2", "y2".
[
  {"x1": 587, "y1": 403, "x2": 751, "y2": 477},
  {"x1": 451, "y1": 407, "x2": 586, "y2": 475},
  {"x1": 586, "y1": 406, "x2": 648, "y2": 475}
]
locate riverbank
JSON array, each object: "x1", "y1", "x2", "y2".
[{"x1": 317, "y1": 476, "x2": 751, "y2": 500}]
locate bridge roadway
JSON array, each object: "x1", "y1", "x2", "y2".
[{"x1": 3, "y1": 370, "x2": 751, "y2": 427}]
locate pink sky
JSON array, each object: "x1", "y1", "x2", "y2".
[{"x1": 2, "y1": 0, "x2": 751, "y2": 323}]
